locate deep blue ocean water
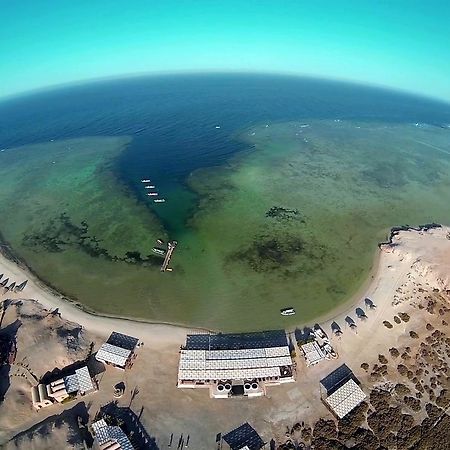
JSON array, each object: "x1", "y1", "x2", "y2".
[{"x1": 1, "y1": 74, "x2": 450, "y2": 233}]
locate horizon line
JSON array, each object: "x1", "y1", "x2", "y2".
[{"x1": 1, "y1": 69, "x2": 450, "y2": 107}]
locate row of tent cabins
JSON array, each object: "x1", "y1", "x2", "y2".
[
  {"x1": 0, "y1": 274, "x2": 28, "y2": 294},
  {"x1": 330, "y1": 298, "x2": 377, "y2": 336},
  {"x1": 31, "y1": 331, "x2": 140, "y2": 411}
]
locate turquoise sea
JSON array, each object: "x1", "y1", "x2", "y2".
[{"x1": 0, "y1": 74, "x2": 449, "y2": 330}]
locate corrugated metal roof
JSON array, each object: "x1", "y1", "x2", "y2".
[{"x1": 325, "y1": 379, "x2": 366, "y2": 418}]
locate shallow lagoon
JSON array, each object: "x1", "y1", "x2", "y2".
[{"x1": 0, "y1": 120, "x2": 449, "y2": 330}]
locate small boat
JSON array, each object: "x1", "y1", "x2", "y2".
[
  {"x1": 313, "y1": 324, "x2": 326, "y2": 339},
  {"x1": 144, "y1": 185, "x2": 155, "y2": 189},
  {"x1": 280, "y1": 307, "x2": 296, "y2": 316},
  {"x1": 152, "y1": 247, "x2": 166, "y2": 256},
  {"x1": 156, "y1": 239, "x2": 164, "y2": 245},
  {"x1": 141, "y1": 179, "x2": 151, "y2": 183},
  {"x1": 147, "y1": 192, "x2": 158, "y2": 196},
  {"x1": 154, "y1": 198, "x2": 165, "y2": 203}
]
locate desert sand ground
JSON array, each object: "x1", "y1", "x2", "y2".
[{"x1": 0, "y1": 226, "x2": 449, "y2": 449}]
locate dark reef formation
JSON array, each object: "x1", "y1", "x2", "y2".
[
  {"x1": 229, "y1": 232, "x2": 327, "y2": 275},
  {"x1": 22, "y1": 213, "x2": 160, "y2": 267},
  {"x1": 265, "y1": 206, "x2": 305, "y2": 223}
]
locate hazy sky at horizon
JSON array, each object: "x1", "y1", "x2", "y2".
[{"x1": 1, "y1": 0, "x2": 449, "y2": 101}]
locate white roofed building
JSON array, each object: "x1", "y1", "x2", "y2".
[
  {"x1": 96, "y1": 343, "x2": 131, "y2": 369},
  {"x1": 177, "y1": 331, "x2": 294, "y2": 398},
  {"x1": 301, "y1": 341, "x2": 326, "y2": 366},
  {"x1": 31, "y1": 365, "x2": 96, "y2": 409},
  {"x1": 95, "y1": 332, "x2": 139, "y2": 370},
  {"x1": 324, "y1": 379, "x2": 366, "y2": 418},
  {"x1": 320, "y1": 364, "x2": 366, "y2": 418}
]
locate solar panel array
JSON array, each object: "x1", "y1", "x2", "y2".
[
  {"x1": 178, "y1": 345, "x2": 292, "y2": 382},
  {"x1": 222, "y1": 422, "x2": 265, "y2": 450},
  {"x1": 92, "y1": 419, "x2": 134, "y2": 450},
  {"x1": 185, "y1": 330, "x2": 288, "y2": 350},
  {"x1": 179, "y1": 367, "x2": 281, "y2": 381},
  {"x1": 75, "y1": 366, "x2": 94, "y2": 393},
  {"x1": 325, "y1": 379, "x2": 366, "y2": 418},
  {"x1": 107, "y1": 331, "x2": 139, "y2": 351},
  {"x1": 63, "y1": 374, "x2": 79, "y2": 394},
  {"x1": 63, "y1": 366, "x2": 94, "y2": 394},
  {"x1": 320, "y1": 363, "x2": 355, "y2": 395},
  {"x1": 96, "y1": 343, "x2": 131, "y2": 367}
]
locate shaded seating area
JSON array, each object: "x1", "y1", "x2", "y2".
[{"x1": 0, "y1": 274, "x2": 28, "y2": 294}]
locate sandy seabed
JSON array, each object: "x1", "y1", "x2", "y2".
[{"x1": 0, "y1": 225, "x2": 449, "y2": 448}]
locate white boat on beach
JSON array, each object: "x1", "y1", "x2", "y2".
[{"x1": 280, "y1": 307, "x2": 296, "y2": 316}]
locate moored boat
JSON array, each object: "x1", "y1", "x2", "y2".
[{"x1": 280, "y1": 307, "x2": 296, "y2": 316}]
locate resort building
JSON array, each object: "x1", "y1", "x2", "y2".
[
  {"x1": 31, "y1": 366, "x2": 96, "y2": 410},
  {"x1": 95, "y1": 331, "x2": 139, "y2": 370},
  {"x1": 221, "y1": 422, "x2": 265, "y2": 450},
  {"x1": 31, "y1": 384, "x2": 52, "y2": 409},
  {"x1": 300, "y1": 341, "x2": 327, "y2": 366},
  {"x1": 297, "y1": 324, "x2": 337, "y2": 366},
  {"x1": 177, "y1": 330, "x2": 294, "y2": 398},
  {"x1": 320, "y1": 364, "x2": 366, "y2": 418},
  {"x1": 91, "y1": 418, "x2": 133, "y2": 450}
]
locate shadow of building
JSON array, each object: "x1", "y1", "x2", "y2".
[{"x1": 97, "y1": 401, "x2": 159, "y2": 449}]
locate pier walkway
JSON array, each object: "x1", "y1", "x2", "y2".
[{"x1": 161, "y1": 241, "x2": 177, "y2": 272}]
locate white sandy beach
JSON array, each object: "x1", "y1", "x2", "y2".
[{"x1": 0, "y1": 250, "x2": 191, "y2": 346}]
